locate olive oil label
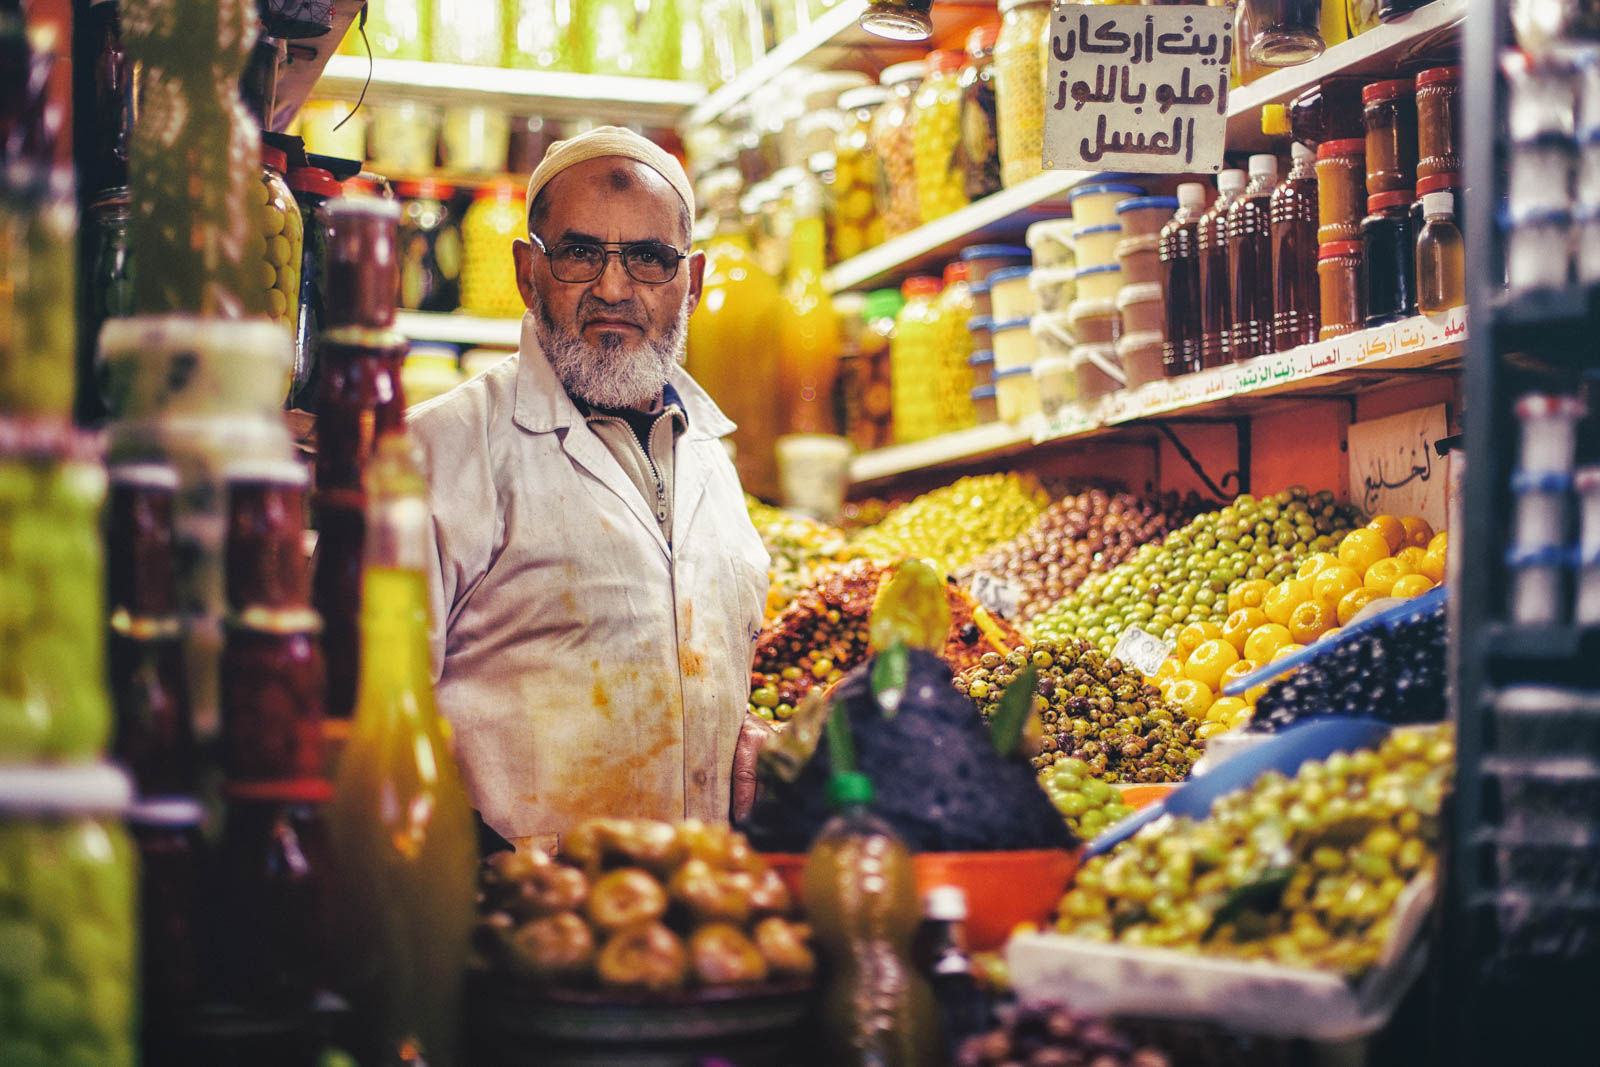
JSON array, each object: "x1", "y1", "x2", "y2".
[{"x1": 1112, "y1": 625, "x2": 1175, "y2": 677}]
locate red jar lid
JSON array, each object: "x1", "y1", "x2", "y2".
[
  {"x1": 224, "y1": 778, "x2": 335, "y2": 804},
  {"x1": 1362, "y1": 78, "x2": 1416, "y2": 104},
  {"x1": 1416, "y1": 66, "x2": 1460, "y2": 88},
  {"x1": 902, "y1": 274, "x2": 942, "y2": 298},
  {"x1": 475, "y1": 177, "x2": 523, "y2": 203},
  {"x1": 1319, "y1": 241, "x2": 1363, "y2": 259},
  {"x1": 943, "y1": 260, "x2": 970, "y2": 287},
  {"x1": 928, "y1": 49, "x2": 965, "y2": 75},
  {"x1": 967, "y1": 22, "x2": 1000, "y2": 54},
  {"x1": 287, "y1": 165, "x2": 341, "y2": 198},
  {"x1": 1415, "y1": 172, "x2": 1461, "y2": 196},
  {"x1": 261, "y1": 145, "x2": 289, "y2": 175},
  {"x1": 1316, "y1": 138, "x2": 1366, "y2": 159},
  {"x1": 1367, "y1": 190, "x2": 1413, "y2": 213},
  {"x1": 397, "y1": 178, "x2": 456, "y2": 201}
]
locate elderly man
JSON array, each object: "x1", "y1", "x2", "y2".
[{"x1": 410, "y1": 128, "x2": 771, "y2": 852}]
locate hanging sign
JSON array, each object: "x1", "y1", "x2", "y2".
[
  {"x1": 1043, "y1": 3, "x2": 1233, "y2": 174},
  {"x1": 1347, "y1": 404, "x2": 1450, "y2": 531}
]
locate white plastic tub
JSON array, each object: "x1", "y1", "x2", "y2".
[
  {"x1": 1071, "y1": 223, "x2": 1123, "y2": 269},
  {"x1": 1026, "y1": 218, "x2": 1076, "y2": 270},
  {"x1": 1507, "y1": 544, "x2": 1569, "y2": 624},
  {"x1": 991, "y1": 316, "x2": 1035, "y2": 373},
  {"x1": 1512, "y1": 470, "x2": 1572, "y2": 549},
  {"x1": 994, "y1": 365, "x2": 1042, "y2": 423},
  {"x1": 1515, "y1": 393, "x2": 1587, "y2": 473},
  {"x1": 989, "y1": 266, "x2": 1036, "y2": 322}
]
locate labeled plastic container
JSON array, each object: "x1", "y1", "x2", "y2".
[
  {"x1": 971, "y1": 383, "x2": 999, "y2": 424},
  {"x1": 1034, "y1": 354, "x2": 1077, "y2": 418},
  {"x1": 1511, "y1": 133, "x2": 1576, "y2": 217},
  {"x1": 1507, "y1": 209, "x2": 1572, "y2": 292},
  {"x1": 959, "y1": 243, "x2": 1031, "y2": 285},
  {"x1": 1515, "y1": 394, "x2": 1587, "y2": 473},
  {"x1": 1493, "y1": 685, "x2": 1600, "y2": 757},
  {"x1": 969, "y1": 349, "x2": 996, "y2": 388},
  {"x1": 1118, "y1": 331, "x2": 1167, "y2": 389},
  {"x1": 1116, "y1": 282, "x2": 1165, "y2": 337},
  {"x1": 1512, "y1": 470, "x2": 1573, "y2": 550},
  {"x1": 1068, "y1": 181, "x2": 1145, "y2": 227},
  {"x1": 1115, "y1": 233, "x2": 1163, "y2": 287},
  {"x1": 1577, "y1": 466, "x2": 1600, "y2": 557},
  {"x1": 989, "y1": 266, "x2": 1036, "y2": 321},
  {"x1": 994, "y1": 365, "x2": 1042, "y2": 423},
  {"x1": 991, "y1": 316, "x2": 1036, "y2": 372},
  {"x1": 1115, "y1": 195, "x2": 1178, "y2": 237},
  {"x1": 1071, "y1": 223, "x2": 1123, "y2": 269},
  {"x1": 1075, "y1": 263, "x2": 1123, "y2": 303},
  {"x1": 1072, "y1": 343, "x2": 1125, "y2": 399},
  {"x1": 1030, "y1": 267, "x2": 1076, "y2": 313},
  {"x1": 1067, "y1": 296, "x2": 1119, "y2": 345},
  {"x1": 1026, "y1": 218, "x2": 1076, "y2": 270},
  {"x1": 1507, "y1": 544, "x2": 1569, "y2": 624}
]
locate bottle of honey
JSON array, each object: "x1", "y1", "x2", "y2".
[
  {"x1": 1199, "y1": 169, "x2": 1246, "y2": 369},
  {"x1": 1227, "y1": 154, "x2": 1279, "y2": 361},
  {"x1": 1271, "y1": 142, "x2": 1321, "y2": 351}
]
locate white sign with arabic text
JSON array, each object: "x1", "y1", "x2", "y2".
[
  {"x1": 1044, "y1": 3, "x2": 1232, "y2": 174},
  {"x1": 1348, "y1": 405, "x2": 1449, "y2": 531}
]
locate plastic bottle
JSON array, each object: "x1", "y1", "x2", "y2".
[
  {"x1": 1159, "y1": 182, "x2": 1207, "y2": 377},
  {"x1": 805, "y1": 771, "x2": 941, "y2": 1067},
  {"x1": 1199, "y1": 169, "x2": 1246, "y2": 369},
  {"x1": 1286, "y1": 77, "x2": 1367, "y2": 145},
  {"x1": 782, "y1": 176, "x2": 841, "y2": 435},
  {"x1": 1416, "y1": 190, "x2": 1464, "y2": 312},
  {"x1": 1227, "y1": 153, "x2": 1279, "y2": 361},
  {"x1": 1271, "y1": 142, "x2": 1321, "y2": 351}
]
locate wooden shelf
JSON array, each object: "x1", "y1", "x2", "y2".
[{"x1": 395, "y1": 311, "x2": 521, "y2": 347}]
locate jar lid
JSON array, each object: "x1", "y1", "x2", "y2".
[
  {"x1": 0, "y1": 763, "x2": 133, "y2": 816},
  {"x1": 1415, "y1": 172, "x2": 1462, "y2": 196},
  {"x1": 969, "y1": 278, "x2": 991, "y2": 293},
  {"x1": 1070, "y1": 222, "x2": 1122, "y2": 239},
  {"x1": 1575, "y1": 465, "x2": 1600, "y2": 492},
  {"x1": 838, "y1": 85, "x2": 889, "y2": 112},
  {"x1": 226, "y1": 606, "x2": 324, "y2": 634},
  {"x1": 1066, "y1": 296, "x2": 1119, "y2": 321},
  {"x1": 1514, "y1": 393, "x2": 1588, "y2": 420},
  {"x1": 1319, "y1": 240, "x2": 1363, "y2": 259},
  {"x1": 901, "y1": 274, "x2": 942, "y2": 298},
  {"x1": 1069, "y1": 182, "x2": 1145, "y2": 200},
  {"x1": 0, "y1": 417, "x2": 105, "y2": 465},
  {"x1": 1073, "y1": 263, "x2": 1122, "y2": 278},
  {"x1": 128, "y1": 796, "x2": 206, "y2": 828},
  {"x1": 1505, "y1": 544, "x2": 1570, "y2": 568},
  {"x1": 1026, "y1": 219, "x2": 1075, "y2": 245},
  {"x1": 943, "y1": 260, "x2": 971, "y2": 286},
  {"x1": 1316, "y1": 138, "x2": 1366, "y2": 159},
  {"x1": 474, "y1": 178, "x2": 523, "y2": 203},
  {"x1": 261, "y1": 144, "x2": 289, "y2": 175},
  {"x1": 1509, "y1": 206, "x2": 1572, "y2": 228},
  {"x1": 396, "y1": 178, "x2": 456, "y2": 201},
  {"x1": 991, "y1": 315, "x2": 1033, "y2": 333},
  {"x1": 967, "y1": 21, "x2": 1001, "y2": 54},
  {"x1": 109, "y1": 462, "x2": 179, "y2": 490},
  {"x1": 224, "y1": 778, "x2": 336, "y2": 804},
  {"x1": 221, "y1": 457, "x2": 310, "y2": 487},
  {"x1": 988, "y1": 265, "x2": 1034, "y2": 285},
  {"x1": 1115, "y1": 282, "x2": 1163, "y2": 308},
  {"x1": 879, "y1": 60, "x2": 926, "y2": 87},
  {"x1": 967, "y1": 315, "x2": 993, "y2": 331},
  {"x1": 1117, "y1": 330, "x2": 1165, "y2": 353},
  {"x1": 969, "y1": 349, "x2": 995, "y2": 366},
  {"x1": 865, "y1": 288, "x2": 905, "y2": 319},
  {"x1": 1115, "y1": 196, "x2": 1179, "y2": 214},
  {"x1": 1362, "y1": 77, "x2": 1415, "y2": 104},
  {"x1": 971, "y1": 384, "x2": 998, "y2": 399},
  {"x1": 927, "y1": 49, "x2": 965, "y2": 75},
  {"x1": 961, "y1": 243, "x2": 1031, "y2": 261},
  {"x1": 993, "y1": 365, "x2": 1034, "y2": 380},
  {"x1": 287, "y1": 165, "x2": 341, "y2": 198},
  {"x1": 1511, "y1": 469, "x2": 1573, "y2": 494},
  {"x1": 1416, "y1": 66, "x2": 1460, "y2": 88},
  {"x1": 1496, "y1": 684, "x2": 1600, "y2": 714},
  {"x1": 1367, "y1": 190, "x2": 1413, "y2": 212}
]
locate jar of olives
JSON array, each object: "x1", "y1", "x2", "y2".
[
  {"x1": 890, "y1": 274, "x2": 944, "y2": 443},
  {"x1": 913, "y1": 50, "x2": 971, "y2": 225},
  {"x1": 960, "y1": 21, "x2": 1003, "y2": 201},
  {"x1": 996, "y1": 0, "x2": 1051, "y2": 188},
  {"x1": 0, "y1": 167, "x2": 78, "y2": 419},
  {"x1": 461, "y1": 179, "x2": 528, "y2": 319},
  {"x1": 574, "y1": 0, "x2": 679, "y2": 78},
  {"x1": 871, "y1": 60, "x2": 926, "y2": 240},
  {"x1": 363, "y1": 0, "x2": 430, "y2": 60},
  {"x1": 504, "y1": 0, "x2": 575, "y2": 71},
  {"x1": 0, "y1": 764, "x2": 137, "y2": 1067},
  {"x1": 829, "y1": 86, "x2": 889, "y2": 264},
  {"x1": 398, "y1": 180, "x2": 462, "y2": 313},
  {"x1": 259, "y1": 145, "x2": 303, "y2": 333},
  {"x1": 432, "y1": 0, "x2": 503, "y2": 66}
]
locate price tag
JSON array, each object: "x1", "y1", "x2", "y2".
[
  {"x1": 968, "y1": 572, "x2": 1024, "y2": 620},
  {"x1": 1112, "y1": 625, "x2": 1175, "y2": 678}
]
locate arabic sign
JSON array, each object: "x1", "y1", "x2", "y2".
[
  {"x1": 1044, "y1": 3, "x2": 1232, "y2": 174},
  {"x1": 1348, "y1": 405, "x2": 1449, "y2": 531}
]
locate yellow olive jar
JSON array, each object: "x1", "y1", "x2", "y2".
[
  {"x1": 258, "y1": 145, "x2": 303, "y2": 332},
  {"x1": 912, "y1": 49, "x2": 970, "y2": 225},
  {"x1": 995, "y1": 0, "x2": 1051, "y2": 188}
]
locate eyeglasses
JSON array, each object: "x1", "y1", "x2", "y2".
[{"x1": 528, "y1": 232, "x2": 689, "y2": 285}]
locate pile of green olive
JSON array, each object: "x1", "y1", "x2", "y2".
[
  {"x1": 1036, "y1": 759, "x2": 1136, "y2": 840},
  {"x1": 1027, "y1": 488, "x2": 1365, "y2": 653},
  {"x1": 850, "y1": 473, "x2": 1051, "y2": 574},
  {"x1": 955, "y1": 642, "x2": 1202, "y2": 782},
  {"x1": 1053, "y1": 724, "x2": 1453, "y2": 977}
]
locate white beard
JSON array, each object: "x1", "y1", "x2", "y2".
[{"x1": 532, "y1": 288, "x2": 690, "y2": 410}]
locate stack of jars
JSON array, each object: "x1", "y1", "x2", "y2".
[
  {"x1": 461, "y1": 179, "x2": 528, "y2": 318},
  {"x1": 1114, "y1": 195, "x2": 1179, "y2": 389},
  {"x1": 1503, "y1": 51, "x2": 1592, "y2": 290},
  {"x1": 962, "y1": 244, "x2": 1036, "y2": 425}
]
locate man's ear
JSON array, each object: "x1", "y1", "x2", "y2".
[
  {"x1": 512, "y1": 238, "x2": 537, "y2": 311},
  {"x1": 684, "y1": 249, "x2": 706, "y2": 315}
]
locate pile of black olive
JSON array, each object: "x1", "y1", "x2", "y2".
[{"x1": 956, "y1": 1003, "x2": 1172, "y2": 1067}]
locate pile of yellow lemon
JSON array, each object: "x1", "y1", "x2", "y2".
[{"x1": 1151, "y1": 515, "x2": 1447, "y2": 740}]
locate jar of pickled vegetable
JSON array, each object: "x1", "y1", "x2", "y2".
[
  {"x1": 1362, "y1": 78, "x2": 1418, "y2": 195},
  {"x1": 433, "y1": 0, "x2": 502, "y2": 66},
  {"x1": 504, "y1": 0, "x2": 574, "y2": 71},
  {"x1": 398, "y1": 181, "x2": 462, "y2": 313},
  {"x1": 914, "y1": 50, "x2": 971, "y2": 224},
  {"x1": 996, "y1": 0, "x2": 1050, "y2": 188},
  {"x1": 890, "y1": 275, "x2": 944, "y2": 442},
  {"x1": 0, "y1": 168, "x2": 77, "y2": 418},
  {"x1": 259, "y1": 145, "x2": 303, "y2": 333},
  {"x1": 460, "y1": 179, "x2": 527, "y2": 319},
  {"x1": 935, "y1": 261, "x2": 978, "y2": 433},
  {"x1": 575, "y1": 0, "x2": 678, "y2": 78},
  {"x1": 829, "y1": 85, "x2": 889, "y2": 263},
  {"x1": 364, "y1": 0, "x2": 430, "y2": 60},
  {"x1": 871, "y1": 60, "x2": 926, "y2": 239},
  {"x1": 0, "y1": 765, "x2": 137, "y2": 1066},
  {"x1": 0, "y1": 430, "x2": 111, "y2": 762},
  {"x1": 1416, "y1": 66, "x2": 1460, "y2": 181},
  {"x1": 959, "y1": 21, "x2": 1002, "y2": 201}
]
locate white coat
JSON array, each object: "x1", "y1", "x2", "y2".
[{"x1": 408, "y1": 314, "x2": 770, "y2": 846}]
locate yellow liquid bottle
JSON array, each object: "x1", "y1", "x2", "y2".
[
  {"x1": 1416, "y1": 191, "x2": 1464, "y2": 313},
  {"x1": 782, "y1": 179, "x2": 841, "y2": 436},
  {"x1": 329, "y1": 431, "x2": 478, "y2": 1067}
]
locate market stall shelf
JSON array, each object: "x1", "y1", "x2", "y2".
[{"x1": 395, "y1": 310, "x2": 521, "y2": 347}]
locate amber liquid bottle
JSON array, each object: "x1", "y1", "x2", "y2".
[
  {"x1": 1159, "y1": 182, "x2": 1208, "y2": 376},
  {"x1": 1228, "y1": 153, "x2": 1279, "y2": 361},
  {"x1": 1199, "y1": 169, "x2": 1246, "y2": 369},
  {"x1": 1271, "y1": 142, "x2": 1321, "y2": 351}
]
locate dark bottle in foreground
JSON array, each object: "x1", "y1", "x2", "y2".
[{"x1": 917, "y1": 885, "x2": 989, "y2": 1055}]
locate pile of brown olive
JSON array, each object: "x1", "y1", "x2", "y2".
[
  {"x1": 1053, "y1": 724, "x2": 1453, "y2": 977},
  {"x1": 956, "y1": 1004, "x2": 1172, "y2": 1067},
  {"x1": 954, "y1": 641, "x2": 1203, "y2": 782},
  {"x1": 474, "y1": 818, "x2": 813, "y2": 992}
]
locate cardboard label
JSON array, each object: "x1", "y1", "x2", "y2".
[
  {"x1": 1347, "y1": 404, "x2": 1450, "y2": 531},
  {"x1": 1112, "y1": 625, "x2": 1176, "y2": 678},
  {"x1": 1044, "y1": 3, "x2": 1232, "y2": 174},
  {"x1": 968, "y1": 572, "x2": 1024, "y2": 620}
]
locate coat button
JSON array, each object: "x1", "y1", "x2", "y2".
[{"x1": 692, "y1": 769, "x2": 709, "y2": 788}]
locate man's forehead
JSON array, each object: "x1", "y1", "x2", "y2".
[{"x1": 540, "y1": 157, "x2": 682, "y2": 219}]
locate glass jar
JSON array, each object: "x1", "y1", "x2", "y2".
[
  {"x1": 859, "y1": 288, "x2": 903, "y2": 449},
  {"x1": 701, "y1": 0, "x2": 765, "y2": 88},
  {"x1": 959, "y1": 21, "x2": 1002, "y2": 202},
  {"x1": 829, "y1": 86, "x2": 888, "y2": 263},
  {"x1": 106, "y1": 462, "x2": 179, "y2": 620},
  {"x1": 128, "y1": 797, "x2": 205, "y2": 1064},
  {"x1": 913, "y1": 50, "x2": 970, "y2": 224},
  {"x1": 1416, "y1": 65, "x2": 1460, "y2": 181},
  {"x1": 314, "y1": 333, "x2": 410, "y2": 495},
  {"x1": 224, "y1": 461, "x2": 311, "y2": 613},
  {"x1": 287, "y1": 165, "x2": 342, "y2": 408},
  {"x1": 398, "y1": 180, "x2": 462, "y2": 313},
  {"x1": 504, "y1": 0, "x2": 574, "y2": 71},
  {"x1": 1246, "y1": 0, "x2": 1325, "y2": 66},
  {"x1": 259, "y1": 146, "x2": 303, "y2": 333},
  {"x1": 935, "y1": 261, "x2": 978, "y2": 433},
  {"x1": 872, "y1": 61, "x2": 925, "y2": 238},
  {"x1": 368, "y1": 101, "x2": 441, "y2": 175},
  {"x1": 0, "y1": 765, "x2": 136, "y2": 1066},
  {"x1": 85, "y1": 0, "x2": 135, "y2": 197},
  {"x1": 1317, "y1": 240, "x2": 1363, "y2": 339},
  {"x1": 364, "y1": 0, "x2": 430, "y2": 60},
  {"x1": 1346, "y1": 0, "x2": 1382, "y2": 36},
  {"x1": 460, "y1": 179, "x2": 527, "y2": 318},
  {"x1": 0, "y1": 168, "x2": 77, "y2": 418},
  {"x1": 574, "y1": 0, "x2": 678, "y2": 78},
  {"x1": 219, "y1": 614, "x2": 327, "y2": 781},
  {"x1": 109, "y1": 620, "x2": 193, "y2": 799},
  {"x1": 1315, "y1": 137, "x2": 1367, "y2": 244},
  {"x1": 0, "y1": 435, "x2": 111, "y2": 763},
  {"x1": 87, "y1": 188, "x2": 134, "y2": 355},
  {"x1": 1362, "y1": 78, "x2": 1418, "y2": 195},
  {"x1": 1359, "y1": 191, "x2": 1417, "y2": 327},
  {"x1": 890, "y1": 275, "x2": 944, "y2": 443},
  {"x1": 432, "y1": 0, "x2": 502, "y2": 66},
  {"x1": 439, "y1": 105, "x2": 511, "y2": 174},
  {"x1": 996, "y1": 0, "x2": 1050, "y2": 188},
  {"x1": 324, "y1": 198, "x2": 403, "y2": 332}
]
